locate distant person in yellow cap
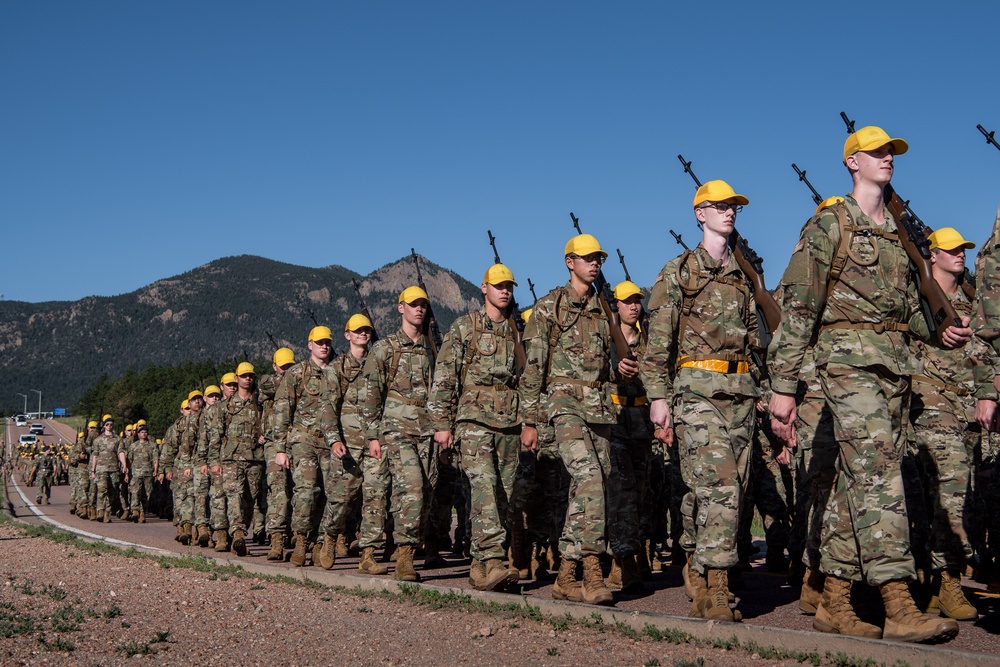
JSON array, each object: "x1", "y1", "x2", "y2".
[
  {"x1": 768, "y1": 126, "x2": 970, "y2": 644},
  {"x1": 360, "y1": 286, "x2": 437, "y2": 581},
  {"x1": 177, "y1": 388, "x2": 212, "y2": 547},
  {"x1": 272, "y1": 325, "x2": 345, "y2": 566},
  {"x1": 89, "y1": 415, "x2": 126, "y2": 523},
  {"x1": 638, "y1": 178, "x2": 759, "y2": 623},
  {"x1": 199, "y1": 381, "x2": 229, "y2": 549},
  {"x1": 157, "y1": 400, "x2": 194, "y2": 543},
  {"x1": 261, "y1": 347, "x2": 296, "y2": 560},
  {"x1": 520, "y1": 233, "x2": 638, "y2": 606},
  {"x1": 125, "y1": 424, "x2": 156, "y2": 523}
]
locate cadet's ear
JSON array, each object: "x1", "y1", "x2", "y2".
[
  {"x1": 397, "y1": 302, "x2": 405, "y2": 316},
  {"x1": 564, "y1": 255, "x2": 574, "y2": 272}
]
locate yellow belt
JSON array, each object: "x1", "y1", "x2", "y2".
[
  {"x1": 611, "y1": 394, "x2": 648, "y2": 407},
  {"x1": 679, "y1": 359, "x2": 750, "y2": 374}
]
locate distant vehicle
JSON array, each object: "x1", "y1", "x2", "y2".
[
  {"x1": 29, "y1": 423, "x2": 44, "y2": 435},
  {"x1": 14, "y1": 415, "x2": 27, "y2": 426},
  {"x1": 18, "y1": 434, "x2": 37, "y2": 446}
]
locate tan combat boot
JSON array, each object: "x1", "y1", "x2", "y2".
[
  {"x1": 620, "y1": 554, "x2": 644, "y2": 594},
  {"x1": 358, "y1": 547, "x2": 389, "y2": 575},
  {"x1": 232, "y1": 530, "x2": 247, "y2": 557},
  {"x1": 682, "y1": 551, "x2": 696, "y2": 601},
  {"x1": 552, "y1": 557, "x2": 583, "y2": 602},
  {"x1": 335, "y1": 533, "x2": 349, "y2": 558},
  {"x1": 702, "y1": 568, "x2": 740, "y2": 622},
  {"x1": 799, "y1": 567, "x2": 825, "y2": 615},
  {"x1": 197, "y1": 524, "x2": 211, "y2": 548},
  {"x1": 687, "y1": 567, "x2": 708, "y2": 618},
  {"x1": 581, "y1": 555, "x2": 614, "y2": 606},
  {"x1": 88, "y1": 507, "x2": 98, "y2": 521},
  {"x1": 69, "y1": 504, "x2": 76, "y2": 516},
  {"x1": 812, "y1": 575, "x2": 881, "y2": 638},
  {"x1": 267, "y1": 533, "x2": 285, "y2": 562},
  {"x1": 311, "y1": 540, "x2": 322, "y2": 567},
  {"x1": 103, "y1": 511, "x2": 112, "y2": 523},
  {"x1": 607, "y1": 558, "x2": 623, "y2": 589},
  {"x1": 937, "y1": 570, "x2": 977, "y2": 621},
  {"x1": 319, "y1": 535, "x2": 337, "y2": 570},
  {"x1": 394, "y1": 544, "x2": 420, "y2": 582},
  {"x1": 480, "y1": 558, "x2": 519, "y2": 592},
  {"x1": 508, "y1": 519, "x2": 530, "y2": 580},
  {"x1": 290, "y1": 532, "x2": 309, "y2": 567},
  {"x1": 179, "y1": 522, "x2": 193, "y2": 545},
  {"x1": 214, "y1": 530, "x2": 231, "y2": 553},
  {"x1": 123, "y1": 510, "x2": 133, "y2": 522},
  {"x1": 880, "y1": 579, "x2": 959, "y2": 643},
  {"x1": 532, "y1": 543, "x2": 550, "y2": 581},
  {"x1": 138, "y1": 510, "x2": 145, "y2": 524},
  {"x1": 468, "y1": 559, "x2": 487, "y2": 588}
]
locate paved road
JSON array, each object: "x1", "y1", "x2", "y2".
[{"x1": 5, "y1": 417, "x2": 1000, "y2": 656}]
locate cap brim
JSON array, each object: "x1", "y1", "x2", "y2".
[{"x1": 936, "y1": 241, "x2": 976, "y2": 251}]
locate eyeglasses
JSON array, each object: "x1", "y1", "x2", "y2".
[
  {"x1": 570, "y1": 254, "x2": 605, "y2": 266},
  {"x1": 699, "y1": 202, "x2": 743, "y2": 214}
]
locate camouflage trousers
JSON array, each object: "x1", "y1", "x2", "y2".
[
  {"x1": 72, "y1": 465, "x2": 93, "y2": 509},
  {"x1": 458, "y1": 422, "x2": 521, "y2": 561},
  {"x1": 789, "y1": 392, "x2": 838, "y2": 570},
  {"x1": 191, "y1": 467, "x2": 211, "y2": 528},
  {"x1": 908, "y1": 392, "x2": 978, "y2": 572},
  {"x1": 554, "y1": 415, "x2": 611, "y2": 561},
  {"x1": 973, "y1": 436, "x2": 1000, "y2": 564},
  {"x1": 209, "y1": 469, "x2": 228, "y2": 532},
  {"x1": 608, "y1": 435, "x2": 651, "y2": 557},
  {"x1": 383, "y1": 432, "x2": 438, "y2": 546},
  {"x1": 289, "y1": 436, "x2": 330, "y2": 539},
  {"x1": 321, "y1": 444, "x2": 364, "y2": 539},
  {"x1": 222, "y1": 460, "x2": 265, "y2": 535},
  {"x1": 35, "y1": 471, "x2": 53, "y2": 502},
  {"x1": 522, "y1": 425, "x2": 570, "y2": 547},
  {"x1": 429, "y1": 448, "x2": 469, "y2": 549},
  {"x1": 745, "y1": 419, "x2": 792, "y2": 555},
  {"x1": 819, "y1": 364, "x2": 915, "y2": 585},
  {"x1": 674, "y1": 391, "x2": 754, "y2": 574},
  {"x1": 265, "y1": 459, "x2": 293, "y2": 537},
  {"x1": 129, "y1": 475, "x2": 153, "y2": 515},
  {"x1": 172, "y1": 464, "x2": 194, "y2": 525},
  {"x1": 94, "y1": 470, "x2": 122, "y2": 516},
  {"x1": 358, "y1": 445, "x2": 390, "y2": 549}
]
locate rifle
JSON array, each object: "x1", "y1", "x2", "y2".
[
  {"x1": 840, "y1": 111, "x2": 967, "y2": 341},
  {"x1": 265, "y1": 331, "x2": 280, "y2": 351},
  {"x1": 486, "y1": 230, "x2": 528, "y2": 375},
  {"x1": 527, "y1": 279, "x2": 538, "y2": 304},
  {"x1": 791, "y1": 163, "x2": 823, "y2": 207},
  {"x1": 616, "y1": 248, "x2": 649, "y2": 343},
  {"x1": 410, "y1": 249, "x2": 442, "y2": 362},
  {"x1": 569, "y1": 212, "x2": 634, "y2": 362},
  {"x1": 351, "y1": 279, "x2": 380, "y2": 343},
  {"x1": 978, "y1": 124, "x2": 1000, "y2": 152},
  {"x1": 676, "y1": 155, "x2": 782, "y2": 349},
  {"x1": 669, "y1": 230, "x2": 690, "y2": 251}
]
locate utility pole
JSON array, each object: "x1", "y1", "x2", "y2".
[
  {"x1": 16, "y1": 393, "x2": 27, "y2": 415},
  {"x1": 30, "y1": 389, "x2": 41, "y2": 417}
]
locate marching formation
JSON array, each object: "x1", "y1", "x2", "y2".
[{"x1": 22, "y1": 123, "x2": 1000, "y2": 646}]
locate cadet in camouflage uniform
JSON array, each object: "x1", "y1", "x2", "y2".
[
  {"x1": 521, "y1": 234, "x2": 636, "y2": 606},
  {"x1": 639, "y1": 180, "x2": 759, "y2": 622},
  {"x1": 909, "y1": 227, "x2": 991, "y2": 621},
  {"x1": 70, "y1": 424, "x2": 96, "y2": 517},
  {"x1": 202, "y1": 381, "x2": 233, "y2": 550},
  {"x1": 362, "y1": 286, "x2": 438, "y2": 582},
  {"x1": 158, "y1": 399, "x2": 194, "y2": 543},
  {"x1": 30, "y1": 445, "x2": 56, "y2": 504},
  {"x1": 126, "y1": 424, "x2": 156, "y2": 522},
  {"x1": 190, "y1": 386, "x2": 221, "y2": 546},
  {"x1": 428, "y1": 264, "x2": 524, "y2": 591},
  {"x1": 768, "y1": 126, "x2": 968, "y2": 643},
  {"x1": 607, "y1": 280, "x2": 653, "y2": 594},
  {"x1": 213, "y1": 362, "x2": 265, "y2": 557},
  {"x1": 89, "y1": 416, "x2": 126, "y2": 522},
  {"x1": 271, "y1": 327, "x2": 344, "y2": 566},
  {"x1": 321, "y1": 315, "x2": 389, "y2": 574},
  {"x1": 261, "y1": 347, "x2": 295, "y2": 560},
  {"x1": 176, "y1": 391, "x2": 209, "y2": 546}
]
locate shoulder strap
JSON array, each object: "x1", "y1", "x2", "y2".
[
  {"x1": 385, "y1": 336, "x2": 404, "y2": 391},
  {"x1": 543, "y1": 288, "x2": 567, "y2": 383},
  {"x1": 460, "y1": 311, "x2": 484, "y2": 386},
  {"x1": 827, "y1": 202, "x2": 852, "y2": 299}
]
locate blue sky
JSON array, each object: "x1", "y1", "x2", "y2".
[{"x1": 3, "y1": 2, "x2": 1000, "y2": 304}]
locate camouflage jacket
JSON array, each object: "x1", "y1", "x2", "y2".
[
  {"x1": 178, "y1": 409, "x2": 205, "y2": 468},
  {"x1": 428, "y1": 308, "x2": 520, "y2": 431},
  {"x1": 127, "y1": 439, "x2": 157, "y2": 476},
  {"x1": 199, "y1": 401, "x2": 225, "y2": 467},
  {"x1": 639, "y1": 245, "x2": 759, "y2": 405},
  {"x1": 218, "y1": 392, "x2": 264, "y2": 462},
  {"x1": 271, "y1": 358, "x2": 342, "y2": 453},
  {"x1": 33, "y1": 453, "x2": 56, "y2": 475},
  {"x1": 361, "y1": 328, "x2": 434, "y2": 440},
  {"x1": 329, "y1": 352, "x2": 369, "y2": 450},
  {"x1": 157, "y1": 418, "x2": 183, "y2": 473},
  {"x1": 520, "y1": 282, "x2": 617, "y2": 427},
  {"x1": 69, "y1": 436, "x2": 91, "y2": 467},
  {"x1": 91, "y1": 434, "x2": 122, "y2": 473},
  {"x1": 612, "y1": 331, "x2": 653, "y2": 440},
  {"x1": 258, "y1": 373, "x2": 280, "y2": 458},
  {"x1": 972, "y1": 206, "x2": 1000, "y2": 399},
  {"x1": 768, "y1": 195, "x2": 927, "y2": 396}
]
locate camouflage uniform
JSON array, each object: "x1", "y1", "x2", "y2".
[
  {"x1": 272, "y1": 359, "x2": 342, "y2": 540},
  {"x1": 768, "y1": 195, "x2": 928, "y2": 585},
  {"x1": 201, "y1": 400, "x2": 229, "y2": 534},
  {"x1": 260, "y1": 373, "x2": 293, "y2": 539},
  {"x1": 32, "y1": 451, "x2": 56, "y2": 503},
  {"x1": 428, "y1": 308, "x2": 523, "y2": 561},
  {"x1": 70, "y1": 434, "x2": 93, "y2": 514},
  {"x1": 126, "y1": 437, "x2": 157, "y2": 517},
  {"x1": 361, "y1": 328, "x2": 437, "y2": 547},
  {"x1": 521, "y1": 282, "x2": 617, "y2": 561},
  {"x1": 188, "y1": 409, "x2": 212, "y2": 532},
  {"x1": 159, "y1": 416, "x2": 191, "y2": 526},
  {"x1": 91, "y1": 432, "x2": 123, "y2": 517},
  {"x1": 324, "y1": 352, "x2": 388, "y2": 547},
  {"x1": 639, "y1": 245, "x2": 759, "y2": 574},
  {"x1": 214, "y1": 392, "x2": 265, "y2": 536}
]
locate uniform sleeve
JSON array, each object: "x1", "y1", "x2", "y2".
[
  {"x1": 271, "y1": 368, "x2": 298, "y2": 456},
  {"x1": 520, "y1": 298, "x2": 554, "y2": 426},
  {"x1": 320, "y1": 366, "x2": 345, "y2": 447},
  {"x1": 638, "y1": 265, "x2": 682, "y2": 404},
  {"x1": 427, "y1": 320, "x2": 465, "y2": 432},
  {"x1": 208, "y1": 405, "x2": 225, "y2": 467},
  {"x1": 361, "y1": 341, "x2": 390, "y2": 440}
]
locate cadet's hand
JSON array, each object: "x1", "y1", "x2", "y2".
[
  {"x1": 768, "y1": 392, "x2": 797, "y2": 447},
  {"x1": 653, "y1": 426, "x2": 674, "y2": 447},
  {"x1": 649, "y1": 398, "x2": 671, "y2": 433},
  {"x1": 274, "y1": 452, "x2": 290, "y2": 469},
  {"x1": 775, "y1": 446, "x2": 791, "y2": 466},
  {"x1": 520, "y1": 425, "x2": 538, "y2": 452},
  {"x1": 368, "y1": 439, "x2": 382, "y2": 460},
  {"x1": 941, "y1": 317, "x2": 973, "y2": 349},
  {"x1": 434, "y1": 430, "x2": 453, "y2": 450},
  {"x1": 166, "y1": 471, "x2": 174, "y2": 482},
  {"x1": 157, "y1": 473, "x2": 165, "y2": 483},
  {"x1": 977, "y1": 399, "x2": 998, "y2": 432},
  {"x1": 211, "y1": 465, "x2": 222, "y2": 476},
  {"x1": 993, "y1": 374, "x2": 1000, "y2": 395},
  {"x1": 617, "y1": 357, "x2": 639, "y2": 380},
  {"x1": 332, "y1": 442, "x2": 346, "y2": 459},
  {"x1": 183, "y1": 467, "x2": 192, "y2": 479},
  {"x1": 200, "y1": 464, "x2": 208, "y2": 476}
]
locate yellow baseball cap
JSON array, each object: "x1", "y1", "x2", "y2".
[
  {"x1": 521, "y1": 308, "x2": 533, "y2": 324},
  {"x1": 399, "y1": 286, "x2": 429, "y2": 304},
  {"x1": 102, "y1": 414, "x2": 113, "y2": 423},
  {"x1": 483, "y1": 264, "x2": 517, "y2": 286},
  {"x1": 77, "y1": 431, "x2": 85, "y2": 438},
  {"x1": 843, "y1": 125, "x2": 908, "y2": 160},
  {"x1": 220, "y1": 372, "x2": 237, "y2": 385},
  {"x1": 236, "y1": 362, "x2": 256, "y2": 376},
  {"x1": 928, "y1": 227, "x2": 975, "y2": 251},
  {"x1": 188, "y1": 390, "x2": 203, "y2": 400},
  {"x1": 345, "y1": 314, "x2": 374, "y2": 331},
  {"x1": 309, "y1": 326, "x2": 333, "y2": 342},
  {"x1": 136, "y1": 419, "x2": 147, "y2": 427},
  {"x1": 204, "y1": 385, "x2": 222, "y2": 397},
  {"x1": 273, "y1": 347, "x2": 295, "y2": 367},
  {"x1": 87, "y1": 421, "x2": 97, "y2": 429},
  {"x1": 815, "y1": 196, "x2": 844, "y2": 215},
  {"x1": 181, "y1": 400, "x2": 189, "y2": 410},
  {"x1": 693, "y1": 180, "x2": 748, "y2": 208},
  {"x1": 613, "y1": 281, "x2": 643, "y2": 301},
  {"x1": 564, "y1": 233, "x2": 607, "y2": 258}
]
